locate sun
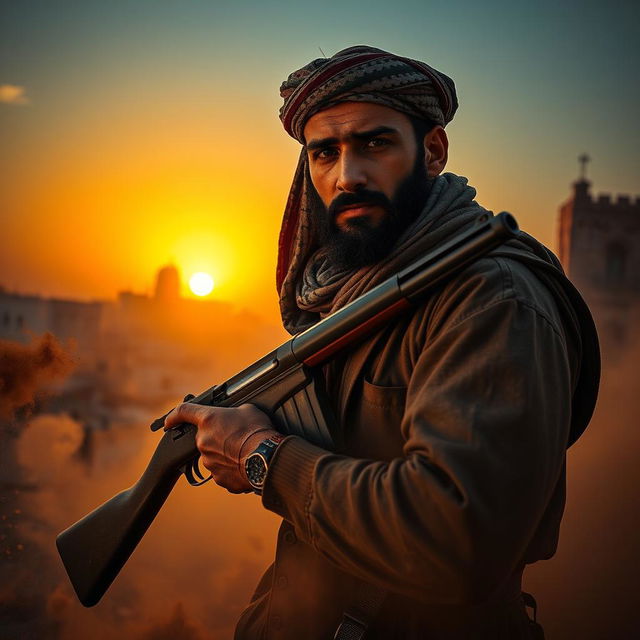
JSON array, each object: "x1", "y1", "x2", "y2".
[{"x1": 189, "y1": 272, "x2": 214, "y2": 297}]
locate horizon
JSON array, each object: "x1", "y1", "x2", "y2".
[{"x1": 1, "y1": 170, "x2": 636, "y2": 309}]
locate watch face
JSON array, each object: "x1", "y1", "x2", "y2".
[{"x1": 246, "y1": 453, "x2": 267, "y2": 488}]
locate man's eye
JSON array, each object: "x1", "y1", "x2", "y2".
[
  {"x1": 314, "y1": 148, "x2": 338, "y2": 160},
  {"x1": 366, "y1": 138, "x2": 390, "y2": 149}
]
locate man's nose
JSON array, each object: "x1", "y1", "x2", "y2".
[{"x1": 336, "y1": 153, "x2": 367, "y2": 193}]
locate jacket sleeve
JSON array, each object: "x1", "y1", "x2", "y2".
[{"x1": 261, "y1": 259, "x2": 575, "y2": 605}]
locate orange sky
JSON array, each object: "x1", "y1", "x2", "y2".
[
  {"x1": 1, "y1": 2, "x2": 638, "y2": 327},
  {"x1": 2, "y1": 94, "x2": 301, "y2": 322}
]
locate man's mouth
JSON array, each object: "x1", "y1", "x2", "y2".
[{"x1": 336, "y1": 203, "x2": 381, "y2": 221}]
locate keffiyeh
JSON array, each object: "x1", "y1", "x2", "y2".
[{"x1": 276, "y1": 46, "x2": 459, "y2": 333}]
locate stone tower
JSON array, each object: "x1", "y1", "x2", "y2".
[{"x1": 557, "y1": 158, "x2": 640, "y2": 355}]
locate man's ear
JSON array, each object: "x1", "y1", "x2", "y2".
[{"x1": 423, "y1": 126, "x2": 449, "y2": 177}]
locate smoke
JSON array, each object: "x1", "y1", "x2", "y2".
[
  {"x1": 2, "y1": 412, "x2": 279, "y2": 640},
  {"x1": 0, "y1": 333, "x2": 75, "y2": 420},
  {"x1": 0, "y1": 316, "x2": 289, "y2": 639}
]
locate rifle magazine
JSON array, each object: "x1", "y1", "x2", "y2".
[{"x1": 273, "y1": 368, "x2": 336, "y2": 451}]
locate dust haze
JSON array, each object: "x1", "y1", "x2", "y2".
[
  {"x1": 0, "y1": 309, "x2": 284, "y2": 639},
  {"x1": 1, "y1": 318, "x2": 638, "y2": 638},
  {"x1": 523, "y1": 338, "x2": 640, "y2": 637}
]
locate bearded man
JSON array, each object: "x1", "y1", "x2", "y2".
[{"x1": 164, "y1": 46, "x2": 600, "y2": 639}]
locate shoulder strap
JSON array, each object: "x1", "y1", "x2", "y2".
[{"x1": 333, "y1": 580, "x2": 386, "y2": 640}]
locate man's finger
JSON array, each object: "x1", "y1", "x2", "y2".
[{"x1": 163, "y1": 402, "x2": 210, "y2": 431}]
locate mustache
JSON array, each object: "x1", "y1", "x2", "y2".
[{"x1": 326, "y1": 190, "x2": 393, "y2": 219}]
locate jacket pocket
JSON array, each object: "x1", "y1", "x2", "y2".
[
  {"x1": 362, "y1": 379, "x2": 407, "y2": 410},
  {"x1": 346, "y1": 380, "x2": 408, "y2": 459}
]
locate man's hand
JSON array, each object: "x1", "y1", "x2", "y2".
[{"x1": 163, "y1": 403, "x2": 280, "y2": 494}]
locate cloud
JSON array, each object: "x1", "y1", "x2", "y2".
[{"x1": 0, "y1": 84, "x2": 30, "y2": 105}]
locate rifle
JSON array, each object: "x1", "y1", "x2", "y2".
[{"x1": 56, "y1": 211, "x2": 519, "y2": 607}]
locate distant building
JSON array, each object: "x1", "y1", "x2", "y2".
[
  {"x1": 557, "y1": 159, "x2": 640, "y2": 357},
  {"x1": 0, "y1": 292, "x2": 102, "y2": 348},
  {"x1": 0, "y1": 293, "x2": 50, "y2": 343}
]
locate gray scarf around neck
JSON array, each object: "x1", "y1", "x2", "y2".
[{"x1": 291, "y1": 173, "x2": 486, "y2": 331}]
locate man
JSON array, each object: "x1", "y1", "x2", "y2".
[{"x1": 164, "y1": 46, "x2": 599, "y2": 639}]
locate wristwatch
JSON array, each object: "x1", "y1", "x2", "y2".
[{"x1": 245, "y1": 435, "x2": 285, "y2": 494}]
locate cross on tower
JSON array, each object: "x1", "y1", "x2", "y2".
[{"x1": 578, "y1": 153, "x2": 591, "y2": 180}]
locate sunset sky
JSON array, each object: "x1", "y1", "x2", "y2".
[{"x1": 1, "y1": 0, "x2": 638, "y2": 322}]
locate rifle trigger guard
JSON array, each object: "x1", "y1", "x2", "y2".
[{"x1": 182, "y1": 457, "x2": 213, "y2": 487}]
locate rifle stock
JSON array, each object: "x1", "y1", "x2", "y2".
[
  {"x1": 56, "y1": 425, "x2": 196, "y2": 606},
  {"x1": 57, "y1": 212, "x2": 519, "y2": 607}
]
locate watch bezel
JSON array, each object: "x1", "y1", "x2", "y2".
[{"x1": 246, "y1": 451, "x2": 269, "y2": 490}]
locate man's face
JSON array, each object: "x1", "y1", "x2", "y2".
[{"x1": 303, "y1": 102, "x2": 433, "y2": 269}]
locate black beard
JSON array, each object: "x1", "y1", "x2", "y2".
[{"x1": 311, "y1": 158, "x2": 433, "y2": 271}]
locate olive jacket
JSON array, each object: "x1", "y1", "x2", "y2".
[{"x1": 234, "y1": 249, "x2": 597, "y2": 639}]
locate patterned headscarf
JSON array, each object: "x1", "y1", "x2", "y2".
[
  {"x1": 279, "y1": 45, "x2": 458, "y2": 142},
  {"x1": 277, "y1": 46, "x2": 459, "y2": 333}
]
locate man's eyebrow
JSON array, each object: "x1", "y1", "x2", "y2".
[
  {"x1": 306, "y1": 136, "x2": 339, "y2": 152},
  {"x1": 305, "y1": 126, "x2": 400, "y2": 152},
  {"x1": 351, "y1": 126, "x2": 399, "y2": 141}
]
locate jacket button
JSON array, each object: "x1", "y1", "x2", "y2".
[
  {"x1": 272, "y1": 614, "x2": 283, "y2": 630},
  {"x1": 277, "y1": 575, "x2": 288, "y2": 589},
  {"x1": 284, "y1": 530, "x2": 296, "y2": 544}
]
